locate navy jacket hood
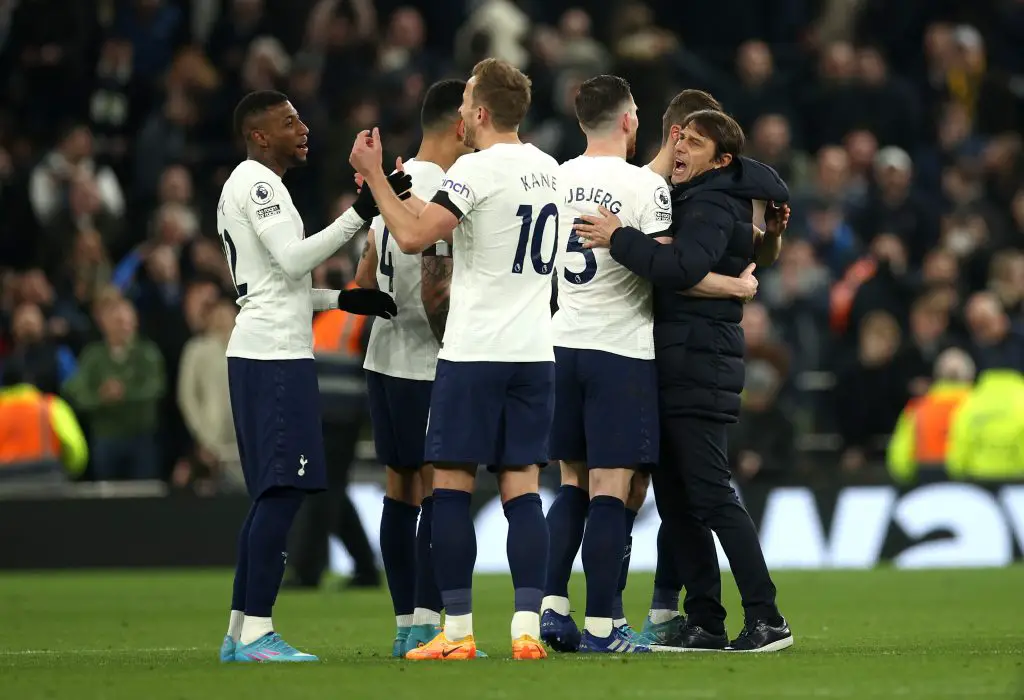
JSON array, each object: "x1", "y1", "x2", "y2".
[{"x1": 672, "y1": 156, "x2": 789, "y2": 204}]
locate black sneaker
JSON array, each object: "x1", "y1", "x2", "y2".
[
  {"x1": 650, "y1": 621, "x2": 728, "y2": 653},
  {"x1": 725, "y1": 618, "x2": 794, "y2": 652}
]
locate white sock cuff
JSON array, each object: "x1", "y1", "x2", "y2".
[{"x1": 540, "y1": 595, "x2": 570, "y2": 616}]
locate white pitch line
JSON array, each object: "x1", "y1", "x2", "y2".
[{"x1": 0, "y1": 647, "x2": 200, "y2": 656}]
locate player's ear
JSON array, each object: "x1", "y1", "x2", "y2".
[{"x1": 670, "y1": 124, "x2": 683, "y2": 143}]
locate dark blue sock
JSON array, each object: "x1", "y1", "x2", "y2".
[
  {"x1": 543, "y1": 485, "x2": 588, "y2": 597},
  {"x1": 582, "y1": 496, "x2": 626, "y2": 619},
  {"x1": 652, "y1": 522, "x2": 681, "y2": 610},
  {"x1": 431, "y1": 488, "x2": 475, "y2": 616},
  {"x1": 415, "y1": 496, "x2": 443, "y2": 614},
  {"x1": 613, "y1": 507, "x2": 638, "y2": 620},
  {"x1": 504, "y1": 492, "x2": 548, "y2": 612},
  {"x1": 245, "y1": 488, "x2": 305, "y2": 618},
  {"x1": 380, "y1": 497, "x2": 419, "y2": 618},
  {"x1": 231, "y1": 502, "x2": 258, "y2": 611}
]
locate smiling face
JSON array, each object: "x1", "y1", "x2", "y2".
[{"x1": 672, "y1": 124, "x2": 730, "y2": 184}]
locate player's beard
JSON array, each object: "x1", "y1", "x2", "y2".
[
  {"x1": 626, "y1": 131, "x2": 637, "y2": 160},
  {"x1": 463, "y1": 120, "x2": 478, "y2": 150}
]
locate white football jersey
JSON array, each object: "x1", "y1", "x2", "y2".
[
  {"x1": 363, "y1": 158, "x2": 447, "y2": 380},
  {"x1": 217, "y1": 160, "x2": 317, "y2": 360},
  {"x1": 554, "y1": 157, "x2": 672, "y2": 359},
  {"x1": 438, "y1": 143, "x2": 560, "y2": 363}
]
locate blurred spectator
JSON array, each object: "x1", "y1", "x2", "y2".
[
  {"x1": 900, "y1": 290, "x2": 957, "y2": 396},
  {"x1": 176, "y1": 298, "x2": 242, "y2": 494},
  {"x1": 731, "y1": 41, "x2": 795, "y2": 137},
  {"x1": 965, "y1": 291, "x2": 1024, "y2": 374},
  {"x1": 29, "y1": 123, "x2": 125, "y2": 231},
  {"x1": 114, "y1": 0, "x2": 185, "y2": 82},
  {"x1": 851, "y1": 45, "x2": 921, "y2": 150},
  {"x1": 728, "y1": 362, "x2": 795, "y2": 484},
  {"x1": 946, "y1": 363, "x2": 1024, "y2": 481},
  {"x1": 852, "y1": 146, "x2": 939, "y2": 265},
  {"x1": 888, "y1": 348, "x2": 975, "y2": 484},
  {"x1": 746, "y1": 114, "x2": 810, "y2": 190},
  {"x1": 455, "y1": 0, "x2": 530, "y2": 71},
  {"x1": 741, "y1": 302, "x2": 791, "y2": 384},
  {"x1": 842, "y1": 234, "x2": 916, "y2": 345},
  {"x1": 206, "y1": 0, "x2": 272, "y2": 80},
  {"x1": 62, "y1": 298, "x2": 165, "y2": 480},
  {"x1": 0, "y1": 364, "x2": 88, "y2": 484},
  {"x1": 834, "y1": 310, "x2": 911, "y2": 473},
  {"x1": 2, "y1": 302, "x2": 66, "y2": 395}
]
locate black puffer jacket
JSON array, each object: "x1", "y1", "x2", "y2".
[{"x1": 609, "y1": 158, "x2": 789, "y2": 422}]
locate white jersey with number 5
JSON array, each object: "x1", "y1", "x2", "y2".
[
  {"x1": 554, "y1": 156, "x2": 672, "y2": 360},
  {"x1": 436, "y1": 143, "x2": 560, "y2": 363},
  {"x1": 363, "y1": 158, "x2": 447, "y2": 380},
  {"x1": 216, "y1": 160, "x2": 317, "y2": 360}
]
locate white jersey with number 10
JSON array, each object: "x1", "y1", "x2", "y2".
[
  {"x1": 363, "y1": 158, "x2": 447, "y2": 381},
  {"x1": 437, "y1": 143, "x2": 561, "y2": 363},
  {"x1": 554, "y1": 157, "x2": 672, "y2": 360}
]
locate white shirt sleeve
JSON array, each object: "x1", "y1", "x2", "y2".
[
  {"x1": 256, "y1": 206, "x2": 365, "y2": 281},
  {"x1": 635, "y1": 176, "x2": 673, "y2": 235},
  {"x1": 436, "y1": 155, "x2": 484, "y2": 218},
  {"x1": 311, "y1": 288, "x2": 341, "y2": 311}
]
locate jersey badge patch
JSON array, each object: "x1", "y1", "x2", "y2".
[
  {"x1": 251, "y1": 182, "x2": 275, "y2": 205},
  {"x1": 257, "y1": 204, "x2": 281, "y2": 220},
  {"x1": 654, "y1": 186, "x2": 671, "y2": 210}
]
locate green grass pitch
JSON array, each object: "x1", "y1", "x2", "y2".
[{"x1": 1, "y1": 569, "x2": 1022, "y2": 698}]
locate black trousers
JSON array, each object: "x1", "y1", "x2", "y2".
[
  {"x1": 653, "y1": 414, "x2": 779, "y2": 627},
  {"x1": 288, "y1": 417, "x2": 378, "y2": 585}
]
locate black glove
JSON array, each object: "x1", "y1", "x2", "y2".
[
  {"x1": 337, "y1": 288, "x2": 398, "y2": 319},
  {"x1": 352, "y1": 170, "x2": 415, "y2": 220}
]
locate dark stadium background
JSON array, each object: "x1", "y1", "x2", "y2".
[{"x1": 0, "y1": 0, "x2": 1022, "y2": 572}]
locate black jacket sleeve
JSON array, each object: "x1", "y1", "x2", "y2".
[{"x1": 609, "y1": 195, "x2": 733, "y2": 291}]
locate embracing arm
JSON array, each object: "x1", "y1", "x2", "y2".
[
  {"x1": 364, "y1": 169, "x2": 457, "y2": 254},
  {"x1": 610, "y1": 199, "x2": 732, "y2": 291}
]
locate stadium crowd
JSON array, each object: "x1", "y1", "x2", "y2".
[{"x1": 1, "y1": 0, "x2": 1023, "y2": 488}]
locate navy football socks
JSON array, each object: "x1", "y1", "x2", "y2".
[
  {"x1": 504, "y1": 492, "x2": 548, "y2": 613},
  {"x1": 245, "y1": 488, "x2": 306, "y2": 618},
  {"x1": 231, "y1": 502, "x2": 258, "y2": 613},
  {"x1": 543, "y1": 485, "x2": 588, "y2": 597},
  {"x1": 613, "y1": 507, "x2": 639, "y2": 621},
  {"x1": 582, "y1": 496, "x2": 626, "y2": 620},
  {"x1": 415, "y1": 495, "x2": 443, "y2": 614},
  {"x1": 431, "y1": 488, "x2": 476, "y2": 616},
  {"x1": 380, "y1": 497, "x2": 419, "y2": 618}
]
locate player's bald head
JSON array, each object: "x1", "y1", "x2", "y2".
[
  {"x1": 662, "y1": 89, "x2": 723, "y2": 144},
  {"x1": 234, "y1": 90, "x2": 290, "y2": 142},
  {"x1": 421, "y1": 79, "x2": 467, "y2": 133}
]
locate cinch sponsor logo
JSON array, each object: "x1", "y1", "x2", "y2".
[{"x1": 442, "y1": 179, "x2": 471, "y2": 198}]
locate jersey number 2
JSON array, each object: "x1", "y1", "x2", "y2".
[
  {"x1": 220, "y1": 230, "x2": 248, "y2": 298},
  {"x1": 379, "y1": 227, "x2": 396, "y2": 292},
  {"x1": 512, "y1": 203, "x2": 558, "y2": 275}
]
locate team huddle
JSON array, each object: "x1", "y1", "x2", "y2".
[{"x1": 216, "y1": 57, "x2": 793, "y2": 663}]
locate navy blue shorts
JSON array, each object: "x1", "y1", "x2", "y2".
[
  {"x1": 365, "y1": 370, "x2": 433, "y2": 470},
  {"x1": 227, "y1": 358, "x2": 328, "y2": 499},
  {"x1": 424, "y1": 359, "x2": 554, "y2": 469},
  {"x1": 550, "y1": 347, "x2": 659, "y2": 469}
]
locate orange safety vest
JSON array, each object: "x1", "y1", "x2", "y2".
[
  {"x1": 0, "y1": 388, "x2": 61, "y2": 467},
  {"x1": 312, "y1": 283, "x2": 368, "y2": 357},
  {"x1": 911, "y1": 386, "x2": 972, "y2": 465}
]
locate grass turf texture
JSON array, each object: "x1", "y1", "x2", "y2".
[{"x1": 0, "y1": 569, "x2": 1022, "y2": 699}]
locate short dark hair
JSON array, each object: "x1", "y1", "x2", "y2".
[
  {"x1": 662, "y1": 89, "x2": 723, "y2": 143},
  {"x1": 574, "y1": 75, "x2": 633, "y2": 132},
  {"x1": 470, "y1": 58, "x2": 531, "y2": 132},
  {"x1": 233, "y1": 90, "x2": 290, "y2": 139},
  {"x1": 683, "y1": 109, "x2": 746, "y2": 161},
  {"x1": 421, "y1": 79, "x2": 467, "y2": 132}
]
